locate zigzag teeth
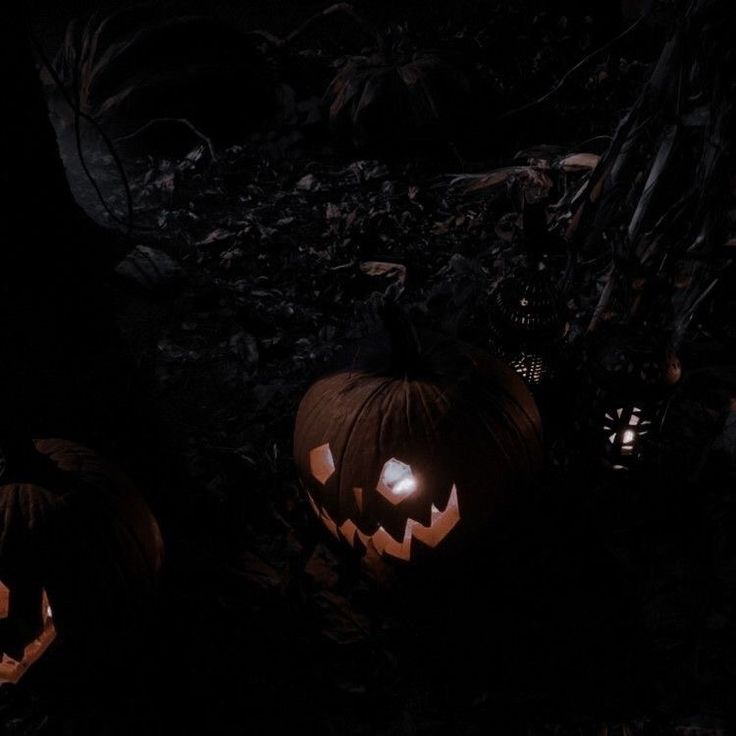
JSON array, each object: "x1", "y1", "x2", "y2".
[{"x1": 311, "y1": 486, "x2": 461, "y2": 561}]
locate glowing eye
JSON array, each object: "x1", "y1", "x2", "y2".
[
  {"x1": 622, "y1": 430, "x2": 636, "y2": 445},
  {"x1": 377, "y1": 458, "x2": 418, "y2": 505},
  {"x1": 393, "y1": 477, "x2": 418, "y2": 496}
]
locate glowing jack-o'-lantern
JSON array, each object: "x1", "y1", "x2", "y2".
[
  {"x1": 0, "y1": 581, "x2": 56, "y2": 684},
  {"x1": 294, "y1": 310, "x2": 543, "y2": 563},
  {"x1": 0, "y1": 437, "x2": 163, "y2": 680}
]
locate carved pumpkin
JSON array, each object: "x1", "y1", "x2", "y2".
[
  {"x1": 324, "y1": 25, "x2": 472, "y2": 153},
  {"x1": 0, "y1": 438, "x2": 163, "y2": 682},
  {"x1": 0, "y1": 582, "x2": 55, "y2": 685},
  {"x1": 293, "y1": 309, "x2": 543, "y2": 563}
]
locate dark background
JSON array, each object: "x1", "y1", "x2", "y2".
[{"x1": 3, "y1": 2, "x2": 734, "y2": 736}]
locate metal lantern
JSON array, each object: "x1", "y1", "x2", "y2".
[
  {"x1": 508, "y1": 351, "x2": 550, "y2": 387},
  {"x1": 491, "y1": 269, "x2": 564, "y2": 343},
  {"x1": 490, "y1": 267, "x2": 566, "y2": 388},
  {"x1": 600, "y1": 404, "x2": 656, "y2": 471}
]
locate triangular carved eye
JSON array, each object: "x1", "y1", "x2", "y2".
[
  {"x1": 377, "y1": 458, "x2": 418, "y2": 505},
  {"x1": 309, "y1": 444, "x2": 335, "y2": 484}
]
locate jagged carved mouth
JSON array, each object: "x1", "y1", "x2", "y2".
[
  {"x1": 0, "y1": 581, "x2": 56, "y2": 684},
  {"x1": 306, "y1": 445, "x2": 461, "y2": 561},
  {"x1": 307, "y1": 484, "x2": 460, "y2": 561}
]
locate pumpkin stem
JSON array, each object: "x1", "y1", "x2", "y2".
[{"x1": 380, "y1": 302, "x2": 423, "y2": 376}]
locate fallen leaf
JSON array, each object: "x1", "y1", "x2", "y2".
[{"x1": 359, "y1": 260, "x2": 407, "y2": 284}]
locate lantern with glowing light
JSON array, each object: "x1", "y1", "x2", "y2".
[
  {"x1": 582, "y1": 328, "x2": 680, "y2": 471},
  {"x1": 0, "y1": 438, "x2": 163, "y2": 682},
  {"x1": 294, "y1": 307, "x2": 543, "y2": 563},
  {"x1": 489, "y1": 268, "x2": 566, "y2": 388},
  {"x1": 599, "y1": 404, "x2": 655, "y2": 470}
]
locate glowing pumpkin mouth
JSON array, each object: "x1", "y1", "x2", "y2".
[
  {"x1": 0, "y1": 582, "x2": 56, "y2": 685},
  {"x1": 307, "y1": 485, "x2": 461, "y2": 562}
]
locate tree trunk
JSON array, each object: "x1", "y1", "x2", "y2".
[
  {"x1": 0, "y1": 7, "x2": 119, "y2": 438},
  {"x1": 1, "y1": 7, "x2": 95, "y2": 257}
]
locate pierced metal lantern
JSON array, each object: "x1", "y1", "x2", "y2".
[
  {"x1": 490, "y1": 268, "x2": 565, "y2": 388},
  {"x1": 491, "y1": 269, "x2": 564, "y2": 343},
  {"x1": 508, "y1": 351, "x2": 549, "y2": 387},
  {"x1": 600, "y1": 404, "x2": 655, "y2": 471}
]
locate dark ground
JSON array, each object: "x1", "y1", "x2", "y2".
[{"x1": 2, "y1": 2, "x2": 735, "y2": 735}]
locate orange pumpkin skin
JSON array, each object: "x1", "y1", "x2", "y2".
[
  {"x1": 294, "y1": 333, "x2": 543, "y2": 563},
  {"x1": 0, "y1": 439, "x2": 163, "y2": 668}
]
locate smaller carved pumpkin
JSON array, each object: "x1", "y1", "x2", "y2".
[
  {"x1": 294, "y1": 307, "x2": 543, "y2": 563},
  {"x1": 324, "y1": 26, "x2": 472, "y2": 153},
  {"x1": 0, "y1": 437, "x2": 163, "y2": 681}
]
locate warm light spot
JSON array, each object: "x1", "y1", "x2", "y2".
[
  {"x1": 0, "y1": 584, "x2": 57, "y2": 685},
  {"x1": 393, "y1": 477, "x2": 417, "y2": 495},
  {"x1": 509, "y1": 352, "x2": 547, "y2": 385},
  {"x1": 603, "y1": 406, "x2": 652, "y2": 447},
  {"x1": 309, "y1": 443, "x2": 335, "y2": 485},
  {"x1": 377, "y1": 458, "x2": 419, "y2": 505}
]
